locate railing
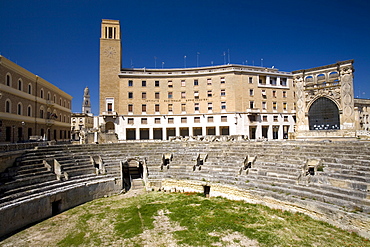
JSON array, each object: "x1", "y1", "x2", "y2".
[{"x1": 0, "y1": 143, "x2": 39, "y2": 152}]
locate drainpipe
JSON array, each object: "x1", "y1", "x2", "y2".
[{"x1": 35, "y1": 76, "x2": 39, "y2": 135}]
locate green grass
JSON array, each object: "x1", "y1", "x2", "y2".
[{"x1": 2, "y1": 192, "x2": 369, "y2": 247}]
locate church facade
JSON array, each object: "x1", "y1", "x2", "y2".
[{"x1": 99, "y1": 19, "x2": 369, "y2": 141}]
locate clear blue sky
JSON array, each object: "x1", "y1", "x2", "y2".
[{"x1": 1, "y1": 0, "x2": 369, "y2": 115}]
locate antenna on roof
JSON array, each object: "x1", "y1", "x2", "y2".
[
  {"x1": 154, "y1": 56, "x2": 157, "y2": 68},
  {"x1": 223, "y1": 51, "x2": 226, "y2": 65},
  {"x1": 228, "y1": 49, "x2": 230, "y2": 64},
  {"x1": 197, "y1": 52, "x2": 200, "y2": 67}
]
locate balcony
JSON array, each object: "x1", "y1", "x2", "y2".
[
  {"x1": 102, "y1": 111, "x2": 118, "y2": 118},
  {"x1": 246, "y1": 108, "x2": 260, "y2": 114},
  {"x1": 46, "y1": 119, "x2": 55, "y2": 126}
]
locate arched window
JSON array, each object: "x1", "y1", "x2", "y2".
[
  {"x1": 40, "y1": 88, "x2": 44, "y2": 98},
  {"x1": 17, "y1": 103, "x2": 22, "y2": 115},
  {"x1": 63, "y1": 100, "x2": 66, "y2": 107},
  {"x1": 305, "y1": 76, "x2": 313, "y2": 83},
  {"x1": 309, "y1": 97, "x2": 340, "y2": 130},
  {"x1": 5, "y1": 99, "x2": 11, "y2": 113},
  {"x1": 28, "y1": 84, "x2": 32, "y2": 94},
  {"x1": 6, "y1": 73, "x2": 12, "y2": 86},
  {"x1": 40, "y1": 107, "x2": 44, "y2": 119},
  {"x1": 47, "y1": 92, "x2": 51, "y2": 100},
  {"x1": 18, "y1": 79, "x2": 23, "y2": 91},
  {"x1": 27, "y1": 105, "x2": 32, "y2": 117},
  {"x1": 53, "y1": 95, "x2": 56, "y2": 103}
]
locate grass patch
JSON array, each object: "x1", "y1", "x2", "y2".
[{"x1": 2, "y1": 192, "x2": 369, "y2": 247}]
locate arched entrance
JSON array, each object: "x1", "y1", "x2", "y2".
[
  {"x1": 105, "y1": 121, "x2": 115, "y2": 133},
  {"x1": 308, "y1": 97, "x2": 340, "y2": 130}
]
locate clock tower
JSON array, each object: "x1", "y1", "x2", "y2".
[{"x1": 99, "y1": 19, "x2": 121, "y2": 115}]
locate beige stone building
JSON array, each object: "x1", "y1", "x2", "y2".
[
  {"x1": 99, "y1": 20, "x2": 296, "y2": 141},
  {"x1": 0, "y1": 55, "x2": 72, "y2": 143}
]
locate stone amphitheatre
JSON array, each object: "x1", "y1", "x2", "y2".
[{"x1": 0, "y1": 138, "x2": 369, "y2": 242}]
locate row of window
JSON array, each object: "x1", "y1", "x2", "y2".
[
  {"x1": 129, "y1": 90, "x2": 225, "y2": 99},
  {"x1": 4, "y1": 99, "x2": 70, "y2": 122},
  {"x1": 250, "y1": 89, "x2": 292, "y2": 98},
  {"x1": 5, "y1": 73, "x2": 70, "y2": 108},
  {"x1": 249, "y1": 101, "x2": 291, "y2": 111},
  {"x1": 258, "y1": 76, "x2": 288, "y2": 86},
  {"x1": 127, "y1": 116, "x2": 229, "y2": 125},
  {"x1": 128, "y1": 78, "x2": 226, "y2": 88},
  {"x1": 3, "y1": 126, "x2": 70, "y2": 142},
  {"x1": 126, "y1": 102, "x2": 227, "y2": 113}
]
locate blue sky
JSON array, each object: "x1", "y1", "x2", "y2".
[{"x1": 1, "y1": 0, "x2": 369, "y2": 115}]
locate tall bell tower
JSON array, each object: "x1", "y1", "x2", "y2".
[
  {"x1": 82, "y1": 86, "x2": 91, "y2": 114},
  {"x1": 99, "y1": 19, "x2": 121, "y2": 115}
]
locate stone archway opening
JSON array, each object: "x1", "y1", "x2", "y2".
[
  {"x1": 105, "y1": 121, "x2": 115, "y2": 133},
  {"x1": 308, "y1": 97, "x2": 340, "y2": 130}
]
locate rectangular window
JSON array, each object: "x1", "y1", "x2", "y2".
[
  {"x1": 208, "y1": 116, "x2": 214, "y2": 123},
  {"x1": 128, "y1": 80, "x2": 133, "y2": 87},
  {"x1": 249, "y1": 101, "x2": 254, "y2": 109},
  {"x1": 220, "y1": 77, "x2": 225, "y2": 84},
  {"x1": 262, "y1": 102, "x2": 267, "y2": 109},
  {"x1": 284, "y1": 116, "x2": 289, "y2": 122},
  {"x1": 141, "y1": 118, "x2": 147, "y2": 124},
  {"x1": 181, "y1": 103, "x2": 186, "y2": 112},
  {"x1": 142, "y1": 92, "x2": 146, "y2": 99},
  {"x1": 107, "y1": 103, "x2": 113, "y2": 112},
  {"x1": 208, "y1": 102, "x2": 213, "y2": 111},
  {"x1": 181, "y1": 92, "x2": 186, "y2": 98},
  {"x1": 249, "y1": 77, "x2": 253, "y2": 84},
  {"x1": 221, "y1": 116, "x2": 227, "y2": 122},
  {"x1": 168, "y1": 118, "x2": 174, "y2": 124},
  {"x1": 128, "y1": 118, "x2": 134, "y2": 124},
  {"x1": 181, "y1": 80, "x2": 186, "y2": 87},
  {"x1": 168, "y1": 81, "x2": 173, "y2": 88},
  {"x1": 283, "y1": 91, "x2": 287, "y2": 98},
  {"x1": 281, "y1": 78, "x2": 287, "y2": 86},
  {"x1": 194, "y1": 91, "x2": 199, "y2": 98},
  {"x1": 273, "y1": 102, "x2": 277, "y2": 110},
  {"x1": 168, "y1": 104, "x2": 173, "y2": 112},
  {"x1": 181, "y1": 117, "x2": 187, "y2": 123},
  {"x1": 155, "y1": 118, "x2": 161, "y2": 124},
  {"x1": 273, "y1": 90, "x2": 276, "y2": 98},
  {"x1": 207, "y1": 78, "x2": 212, "y2": 85},
  {"x1": 273, "y1": 116, "x2": 278, "y2": 122},
  {"x1": 221, "y1": 102, "x2": 226, "y2": 110},
  {"x1": 155, "y1": 92, "x2": 160, "y2": 99},
  {"x1": 207, "y1": 90, "x2": 212, "y2": 97},
  {"x1": 263, "y1": 116, "x2": 268, "y2": 122},
  {"x1": 168, "y1": 92, "x2": 173, "y2": 99},
  {"x1": 194, "y1": 103, "x2": 199, "y2": 111},
  {"x1": 128, "y1": 104, "x2": 133, "y2": 112},
  {"x1": 155, "y1": 81, "x2": 160, "y2": 87},
  {"x1": 221, "y1": 89, "x2": 226, "y2": 96},
  {"x1": 155, "y1": 104, "x2": 160, "y2": 112},
  {"x1": 142, "y1": 104, "x2": 147, "y2": 112},
  {"x1": 283, "y1": 102, "x2": 287, "y2": 111},
  {"x1": 142, "y1": 81, "x2": 146, "y2": 87},
  {"x1": 128, "y1": 92, "x2": 133, "y2": 99},
  {"x1": 194, "y1": 79, "x2": 199, "y2": 86},
  {"x1": 249, "y1": 89, "x2": 254, "y2": 96},
  {"x1": 194, "y1": 117, "x2": 200, "y2": 123},
  {"x1": 262, "y1": 90, "x2": 266, "y2": 98}
]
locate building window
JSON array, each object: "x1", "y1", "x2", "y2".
[
  {"x1": 40, "y1": 89, "x2": 44, "y2": 98},
  {"x1": 221, "y1": 116, "x2": 227, "y2": 122},
  {"x1": 221, "y1": 102, "x2": 226, "y2": 110},
  {"x1": 128, "y1": 118, "x2": 134, "y2": 124},
  {"x1": 262, "y1": 90, "x2": 266, "y2": 98},
  {"x1": 208, "y1": 116, "x2": 214, "y2": 123},
  {"x1": 18, "y1": 79, "x2": 22, "y2": 91},
  {"x1": 181, "y1": 80, "x2": 186, "y2": 87},
  {"x1": 168, "y1": 118, "x2": 174, "y2": 124},
  {"x1": 142, "y1": 81, "x2": 146, "y2": 87},
  {"x1": 141, "y1": 118, "x2": 147, "y2": 124},
  {"x1": 142, "y1": 104, "x2": 147, "y2": 112},
  {"x1": 281, "y1": 78, "x2": 287, "y2": 86},
  {"x1": 283, "y1": 102, "x2": 287, "y2": 111},
  {"x1": 207, "y1": 90, "x2": 212, "y2": 97},
  {"x1": 17, "y1": 103, "x2": 22, "y2": 115},
  {"x1": 128, "y1": 80, "x2": 133, "y2": 86},
  {"x1": 5, "y1": 99, "x2": 11, "y2": 113},
  {"x1": 27, "y1": 105, "x2": 32, "y2": 117},
  {"x1": 208, "y1": 102, "x2": 213, "y2": 111},
  {"x1": 263, "y1": 116, "x2": 268, "y2": 122},
  {"x1": 262, "y1": 101, "x2": 267, "y2": 110},
  {"x1": 181, "y1": 117, "x2": 187, "y2": 123},
  {"x1": 155, "y1": 104, "x2": 160, "y2": 112},
  {"x1": 168, "y1": 104, "x2": 173, "y2": 112},
  {"x1": 155, "y1": 118, "x2": 161, "y2": 124},
  {"x1": 284, "y1": 116, "x2": 289, "y2": 122},
  {"x1": 142, "y1": 92, "x2": 146, "y2": 99},
  {"x1": 249, "y1": 101, "x2": 254, "y2": 109},
  {"x1": 181, "y1": 103, "x2": 186, "y2": 112},
  {"x1": 168, "y1": 92, "x2": 173, "y2": 99},
  {"x1": 128, "y1": 104, "x2": 133, "y2": 112},
  {"x1": 194, "y1": 117, "x2": 200, "y2": 123},
  {"x1": 273, "y1": 90, "x2": 276, "y2": 98},
  {"x1": 181, "y1": 92, "x2": 186, "y2": 98},
  {"x1": 6, "y1": 74, "x2": 12, "y2": 86},
  {"x1": 249, "y1": 89, "x2": 254, "y2": 96},
  {"x1": 221, "y1": 89, "x2": 226, "y2": 97},
  {"x1": 28, "y1": 84, "x2": 32, "y2": 94},
  {"x1": 270, "y1": 77, "x2": 277, "y2": 85},
  {"x1": 273, "y1": 102, "x2": 277, "y2": 110},
  {"x1": 155, "y1": 92, "x2": 160, "y2": 99},
  {"x1": 283, "y1": 91, "x2": 287, "y2": 98},
  {"x1": 168, "y1": 81, "x2": 173, "y2": 88},
  {"x1": 194, "y1": 91, "x2": 199, "y2": 99},
  {"x1": 107, "y1": 103, "x2": 113, "y2": 112},
  {"x1": 273, "y1": 116, "x2": 278, "y2": 122},
  {"x1": 40, "y1": 108, "x2": 44, "y2": 118},
  {"x1": 128, "y1": 92, "x2": 133, "y2": 99},
  {"x1": 249, "y1": 77, "x2": 253, "y2": 84},
  {"x1": 194, "y1": 103, "x2": 199, "y2": 111},
  {"x1": 220, "y1": 77, "x2": 225, "y2": 84},
  {"x1": 194, "y1": 79, "x2": 199, "y2": 86}
]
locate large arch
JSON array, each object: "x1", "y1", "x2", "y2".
[
  {"x1": 308, "y1": 97, "x2": 340, "y2": 130},
  {"x1": 105, "y1": 121, "x2": 115, "y2": 133}
]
